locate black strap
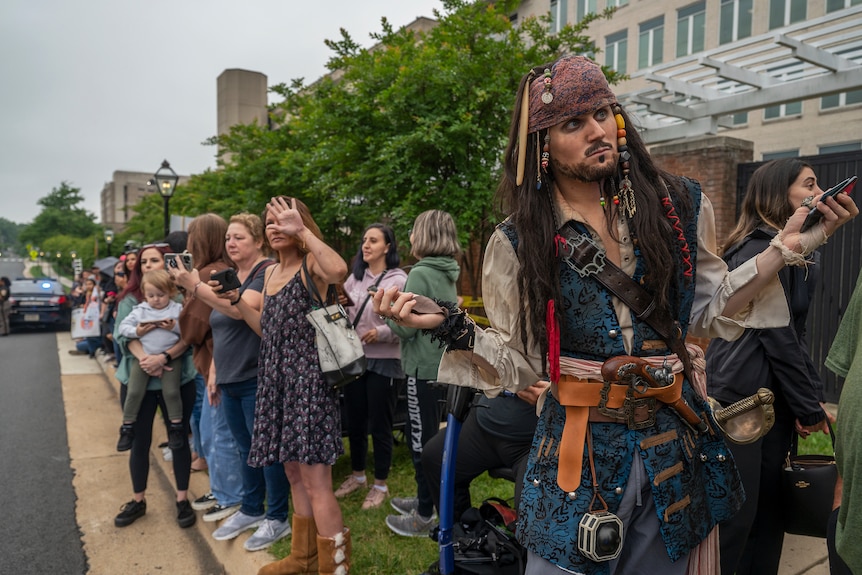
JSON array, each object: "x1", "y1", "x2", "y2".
[
  {"x1": 301, "y1": 255, "x2": 337, "y2": 308},
  {"x1": 790, "y1": 420, "x2": 836, "y2": 456},
  {"x1": 353, "y1": 270, "x2": 388, "y2": 322},
  {"x1": 240, "y1": 259, "x2": 274, "y2": 294},
  {"x1": 558, "y1": 222, "x2": 694, "y2": 378}
]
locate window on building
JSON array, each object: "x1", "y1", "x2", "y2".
[
  {"x1": 827, "y1": 0, "x2": 862, "y2": 12},
  {"x1": 769, "y1": 0, "x2": 806, "y2": 30},
  {"x1": 731, "y1": 111, "x2": 749, "y2": 125},
  {"x1": 550, "y1": 0, "x2": 568, "y2": 33},
  {"x1": 822, "y1": 90, "x2": 862, "y2": 110},
  {"x1": 819, "y1": 142, "x2": 862, "y2": 154},
  {"x1": 677, "y1": 2, "x2": 706, "y2": 57},
  {"x1": 764, "y1": 101, "x2": 803, "y2": 119},
  {"x1": 720, "y1": 0, "x2": 753, "y2": 44},
  {"x1": 763, "y1": 150, "x2": 800, "y2": 160},
  {"x1": 608, "y1": 0, "x2": 629, "y2": 6},
  {"x1": 606, "y1": 30, "x2": 628, "y2": 74},
  {"x1": 576, "y1": 0, "x2": 597, "y2": 23},
  {"x1": 638, "y1": 16, "x2": 664, "y2": 69}
]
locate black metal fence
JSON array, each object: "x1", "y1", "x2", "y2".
[{"x1": 737, "y1": 150, "x2": 862, "y2": 403}]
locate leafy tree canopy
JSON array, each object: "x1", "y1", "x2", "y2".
[
  {"x1": 19, "y1": 182, "x2": 99, "y2": 248},
  {"x1": 143, "y1": 0, "x2": 619, "y2": 292}
]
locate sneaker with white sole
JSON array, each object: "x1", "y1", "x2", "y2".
[
  {"x1": 390, "y1": 496, "x2": 419, "y2": 516},
  {"x1": 243, "y1": 517, "x2": 292, "y2": 551},
  {"x1": 361, "y1": 487, "x2": 389, "y2": 510},
  {"x1": 212, "y1": 510, "x2": 265, "y2": 541},
  {"x1": 203, "y1": 503, "x2": 241, "y2": 523},
  {"x1": 334, "y1": 474, "x2": 368, "y2": 498},
  {"x1": 191, "y1": 492, "x2": 217, "y2": 511},
  {"x1": 385, "y1": 510, "x2": 436, "y2": 537}
]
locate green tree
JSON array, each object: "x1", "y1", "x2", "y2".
[
  {"x1": 19, "y1": 182, "x2": 99, "y2": 248},
  {"x1": 144, "y1": 0, "x2": 620, "y2": 293},
  {"x1": 0, "y1": 217, "x2": 25, "y2": 254}
]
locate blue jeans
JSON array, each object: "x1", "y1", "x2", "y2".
[
  {"x1": 221, "y1": 377, "x2": 290, "y2": 521},
  {"x1": 190, "y1": 375, "x2": 206, "y2": 457},
  {"x1": 200, "y1": 388, "x2": 244, "y2": 507},
  {"x1": 76, "y1": 337, "x2": 101, "y2": 357}
]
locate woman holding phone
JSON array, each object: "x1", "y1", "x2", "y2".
[{"x1": 706, "y1": 159, "x2": 834, "y2": 575}]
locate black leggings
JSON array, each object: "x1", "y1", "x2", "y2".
[
  {"x1": 120, "y1": 381, "x2": 195, "y2": 494},
  {"x1": 343, "y1": 370, "x2": 398, "y2": 480}
]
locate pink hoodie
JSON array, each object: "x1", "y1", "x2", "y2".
[{"x1": 342, "y1": 267, "x2": 408, "y2": 360}]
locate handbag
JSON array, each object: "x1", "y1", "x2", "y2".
[
  {"x1": 781, "y1": 423, "x2": 837, "y2": 538},
  {"x1": 302, "y1": 257, "x2": 366, "y2": 388}
]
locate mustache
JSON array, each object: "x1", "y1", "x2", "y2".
[{"x1": 585, "y1": 142, "x2": 613, "y2": 156}]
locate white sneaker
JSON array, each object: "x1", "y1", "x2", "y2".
[
  {"x1": 212, "y1": 510, "x2": 265, "y2": 541},
  {"x1": 243, "y1": 517, "x2": 292, "y2": 551}
]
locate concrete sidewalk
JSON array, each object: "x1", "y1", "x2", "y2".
[{"x1": 59, "y1": 333, "x2": 268, "y2": 575}]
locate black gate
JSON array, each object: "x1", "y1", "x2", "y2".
[{"x1": 737, "y1": 151, "x2": 862, "y2": 403}]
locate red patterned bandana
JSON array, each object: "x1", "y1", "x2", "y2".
[{"x1": 527, "y1": 56, "x2": 617, "y2": 133}]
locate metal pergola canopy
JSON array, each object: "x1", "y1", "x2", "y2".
[{"x1": 617, "y1": 5, "x2": 862, "y2": 144}]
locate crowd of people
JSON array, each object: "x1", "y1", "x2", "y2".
[{"x1": 57, "y1": 54, "x2": 861, "y2": 575}]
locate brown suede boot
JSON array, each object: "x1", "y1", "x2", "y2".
[
  {"x1": 317, "y1": 528, "x2": 351, "y2": 575},
  {"x1": 257, "y1": 515, "x2": 319, "y2": 575}
]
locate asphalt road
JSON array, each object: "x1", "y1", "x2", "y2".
[
  {"x1": 0, "y1": 258, "x2": 85, "y2": 573},
  {"x1": 0, "y1": 326, "x2": 88, "y2": 572}
]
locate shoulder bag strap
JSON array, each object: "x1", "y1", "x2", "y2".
[
  {"x1": 301, "y1": 255, "x2": 326, "y2": 308},
  {"x1": 353, "y1": 270, "x2": 388, "y2": 322}
]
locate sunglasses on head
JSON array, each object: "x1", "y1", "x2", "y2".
[{"x1": 139, "y1": 242, "x2": 170, "y2": 251}]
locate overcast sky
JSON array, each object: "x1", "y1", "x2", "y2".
[{"x1": 0, "y1": 0, "x2": 443, "y2": 225}]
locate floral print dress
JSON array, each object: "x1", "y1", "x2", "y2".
[{"x1": 248, "y1": 270, "x2": 343, "y2": 467}]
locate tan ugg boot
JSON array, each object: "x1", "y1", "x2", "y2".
[
  {"x1": 317, "y1": 528, "x2": 351, "y2": 575},
  {"x1": 257, "y1": 515, "x2": 319, "y2": 575}
]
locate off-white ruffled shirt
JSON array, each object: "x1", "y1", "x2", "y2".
[{"x1": 437, "y1": 193, "x2": 790, "y2": 396}]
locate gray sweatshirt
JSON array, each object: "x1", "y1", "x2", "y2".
[{"x1": 118, "y1": 300, "x2": 182, "y2": 355}]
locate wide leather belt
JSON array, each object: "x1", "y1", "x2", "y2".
[{"x1": 553, "y1": 372, "x2": 683, "y2": 493}]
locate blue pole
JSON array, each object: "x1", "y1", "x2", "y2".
[{"x1": 437, "y1": 386, "x2": 475, "y2": 575}]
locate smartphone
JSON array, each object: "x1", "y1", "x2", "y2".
[
  {"x1": 210, "y1": 268, "x2": 242, "y2": 292},
  {"x1": 165, "y1": 252, "x2": 194, "y2": 272},
  {"x1": 799, "y1": 175, "x2": 857, "y2": 232}
]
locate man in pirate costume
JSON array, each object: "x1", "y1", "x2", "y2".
[{"x1": 373, "y1": 56, "x2": 856, "y2": 575}]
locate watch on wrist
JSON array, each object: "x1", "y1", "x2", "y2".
[{"x1": 162, "y1": 351, "x2": 172, "y2": 363}]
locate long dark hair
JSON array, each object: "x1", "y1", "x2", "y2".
[
  {"x1": 722, "y1": 158, "x2": 812, "y2": 253},
  {"x1": 188, "y1": 213, "x2": 232, "y2": 271},
  {"x1": 496, "y1": 63, "x2": 693, "y2": 362},
  {"x1": 351, "y1": 224, "x2": 400, "y2": 280},
  {"x1": 118, "y1": 243, "x2": 172, "y2": 303}
]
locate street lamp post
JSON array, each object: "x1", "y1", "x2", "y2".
[
  {"x1": 152, "y1": 160, "x2": 179, "y2": 239},
  {"x1": 104, "y1": 229, "x2": 114, "y2": 257}
]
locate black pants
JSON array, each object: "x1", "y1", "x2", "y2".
[
  {"x1": 828, "y1": 507, "x2": 853, "y2": 575},
  {"x1": 719, "y1": 404, "x2": 795, "y2": 575},
  {"x1": 422, "y1": 406, "x2": 532, "y2": 521},
  {"x1": 343, "y1": 370, "x2": 398, "y2": 480},
  {"x1": 405, "y1": 376, "x2": 446, "y2": 518},
  {"x1": 120, "y1": 381, "x2": 194, "y2": 494}
]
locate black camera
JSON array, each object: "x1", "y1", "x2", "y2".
[
  {"x1": 164, "y1": 252, "x2": 193, "y2": 272},
  {"x1": 578, "y1": 511, "x2": 624, "y2": 562},
  {"x1": 210, "y1": 268, "x2": 241, "y2": 292}
]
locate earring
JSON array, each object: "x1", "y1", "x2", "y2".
[{"x1": 614, "y1": 105, "x2": 636, "y2": 218}]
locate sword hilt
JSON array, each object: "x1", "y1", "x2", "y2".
[{"x1": 714, "y1": 388, "x2": 774, "y2": 424}]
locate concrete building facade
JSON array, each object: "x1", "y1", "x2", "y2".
[{"x1": 100, "y1": 170, "x2": 190, "y2": 233}]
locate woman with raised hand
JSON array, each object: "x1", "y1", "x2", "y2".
[{"x1": 232, "y1": 196, "x2": 350, "y2": 575}]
